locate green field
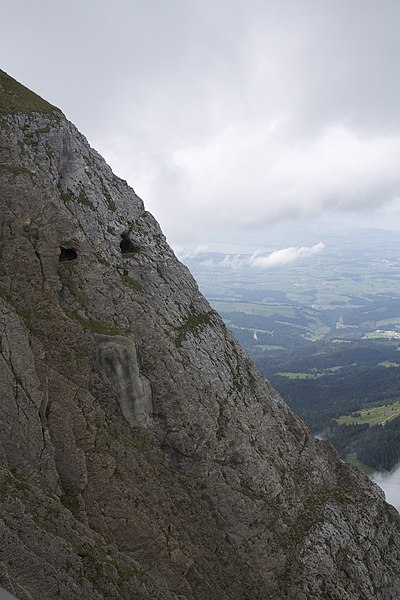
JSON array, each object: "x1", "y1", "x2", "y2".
[
  {"x1": 378, "y1": 361, "x2": 400, "y2": 368},
  {"x1": 363, "y1": 331, "x2": 400, "y2": 340},
  {"x1": 255, "y1": 344, "x2": 284, "y2": 351},
  {"x1": 276, "y1": 372, "x2": 320, "y2": 380},
  {"x1": 337, "y1": 401, "x2": 400, "y2": 426},
  {"x1": 209, "y1": 301, "x2": 297, "y2": 318}
]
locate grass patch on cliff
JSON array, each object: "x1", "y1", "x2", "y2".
[
  {"x1": 77, "y1": 549, "x2": 103, "y2": 577},
  {"x1": 175, "y1": 310, "x2": 214, "y2": 347},
  {"x1": 0, "y1": 483, "x2": 9, "y2": 498},
  {"x1": 288, "y1": 485, "x2": 354, "y2": 547},
  {"x1": 60, "y1": 189, "x2": 75, "y2": 204},
  {"x1": 100, "y1": 180, "x2": 116, "y2": 212},
  {"x1": 76, "y1": 191, "x2": 95, "y2": 210},
  {"x1": 60, "y1": 188, "x2": 95, "y2": 210},
  {"x1": 95, "y1": 251, "x2": 109, "y2": 266},
  {"x1": 33, "y1": 516, "x2": 60, "y2": 538},
  {"x1": 58, "y1": 265, "x2": 88, "y2": 307},
  {"x1": 115, "y1": 562, "x2": 146, "y2": 582},
  {"x1": 0, "y1": 164, "x2": 34, "y2": 177},
  {"x1": 60, "y1": 484, "x2": 80, "y2": 517},
  {"x1": 0, "y1": 469, "x2": 31, "y2": 499},
  {"x1": 0, "y1": 69, "x2": 62, "y2": 117},
  {"x1": 64, "y1": 308, "x2": 124, "y2": 336},
  {"x1": 15, "y1": 307, "x2": 34, "y2": 330},
  {"x1": 121, "y1": 270, "x2": 142, "y2": 292}
]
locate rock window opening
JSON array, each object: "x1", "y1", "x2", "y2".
[
  {"x1": 120, "y1": 235, "x2": 140, "y2": 254},
  {"x1": 59, "y1": 247, "x2": 77, "y2": 262}
]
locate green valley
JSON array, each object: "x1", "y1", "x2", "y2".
[
  {"x1": 185, "y1": 228, "x2": 400, "y2": 472},
  {"x1": 337, "y1": 401, "x2": 400, "y2": 426}
]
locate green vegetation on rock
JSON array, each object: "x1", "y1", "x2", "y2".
[
  {"x1": 60, "y1": 188, "x2": 95, "y2": 210},
  {"x1": 121, "y1": 269, "x2": 143, "y2": 292},
  {"x1": 115, "y1": 562, "x2": 146, "y2": 581},
  {"x1": 175, "y1": 310, "x2": 214, "y2": 347},
  {"x1": 63, "y1": 308, "x2": 124, "y2": 336},
  {"x1": 0, "y1": 69, "x2": 62, "y2": 117},
  {"x1": 0, "y1": 164, "x2": 33, "y2": 177},
  {"x1": 76, "y1": 190, "x2": 95, "y2": 210},
  {"x1": 100, "y1": 180, "x2": 116, "y2": 212}
]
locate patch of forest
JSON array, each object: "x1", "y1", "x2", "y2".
[
  {"x1": 256, "y1": 339, "x2": 400, "y2": 471},
  {"x1": 328, "y1": 418, "x2": 400, "y2": 471}
]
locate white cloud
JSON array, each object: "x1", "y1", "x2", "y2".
[
  {"x1": 148, "y1": 121, "x2": 400, "y2": 242},
  {"x1": 249, "y1": 242, "x2": 325, "y2": 267},
  {"x1": 174, "y1": 244, "x2": 210, "y2": 261},
  {"x1": 212, "y1": 241, "x2": 325, "y2": 270}
]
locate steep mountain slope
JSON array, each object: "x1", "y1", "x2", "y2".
[{"x1": 0, "y1": 69, "x2": 399, "y2": 599}]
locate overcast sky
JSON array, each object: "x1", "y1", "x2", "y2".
[{"x1": 2, "y1": 0, "x2": 400, "y2": 249}]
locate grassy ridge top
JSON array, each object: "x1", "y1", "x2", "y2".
[{"x1": 0, "y1": 69, "x2": 62, "y2": 117}]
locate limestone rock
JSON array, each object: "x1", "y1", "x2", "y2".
[{"x1": 0, "y1": 68, "x2": 400, "y2": 599}]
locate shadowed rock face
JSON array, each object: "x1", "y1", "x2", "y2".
[
  {"x1": 0, "y1": 68, "x2": 400, "y2": 600},
  {"x1": 59, "y1": 246, "x2": 77, "y2": 262}
]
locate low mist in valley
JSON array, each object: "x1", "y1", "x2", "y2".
[{"x1": 373, "y1": 467, "x2": 400, "y2": 512}]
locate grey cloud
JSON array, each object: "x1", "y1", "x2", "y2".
[
  {"x1": 147, "y1": 122, "x2": 400, "y2": 242},
  {"x1": 2, "y1": 1, "x2": 400, "y2": 245}
]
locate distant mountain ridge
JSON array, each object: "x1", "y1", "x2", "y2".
[{"x1": 0, "y1": 68, "x2": 400, "y2": 599}]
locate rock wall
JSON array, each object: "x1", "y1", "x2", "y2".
[{"x1": 0, "y1": 69, "x2": 400, "y2": 599}]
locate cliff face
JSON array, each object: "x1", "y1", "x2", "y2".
[{"x1": 0, "y1": 69, "x2": 399, "y2": 600}]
